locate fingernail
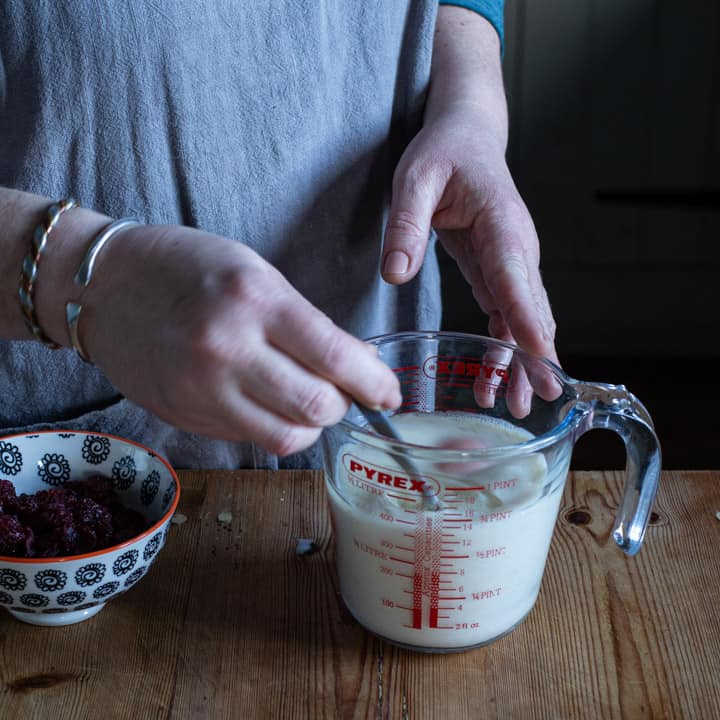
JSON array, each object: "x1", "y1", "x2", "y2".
[
  {"x1": 383, "y1": 251, "x2": 410, "y2": 276},
  {"x1": 385, "y1": 390, "x2": 403, "y2": 409}
]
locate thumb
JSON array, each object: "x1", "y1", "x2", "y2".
[{"x1": 382, "y1": 165, "x2": 447, "y2": 285}]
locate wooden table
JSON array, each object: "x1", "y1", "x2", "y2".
[{"x1": 1, "y1": 470, "x2": 718, "y2": 719}]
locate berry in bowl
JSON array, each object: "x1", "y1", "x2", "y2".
[{"x1": 0, "y1": 430, "x2": 180, "y2": 626}]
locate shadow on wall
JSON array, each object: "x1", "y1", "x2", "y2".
[{"x1": 438, "y1": 0, "x2": 720, "y2": 469}]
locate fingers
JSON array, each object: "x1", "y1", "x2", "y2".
[
  {"x1": 176, "y1": 305, "x2": 399, "y2": 457},
  {"x1": 472, "y1": 343, "x2": 513, "y2": 410},
  {"x1": 437, "y1": 227, "x2": 563, "y2": 415},
  {"x1": 441, "y1": 210, "x2": 556, "y2": 360},
  {"x1": 382, "y1": 160, "x2": 452, "y2": 284},
  {"x1": 505, "y1": 360, "x2": 533, "y2": 419},
  {"x1": 265, "y1": 291, "x2": 402, "y2": 411},
  {"x1": 84, "y1": 224, "x2": 402, "y2": 458},
  {"x1": 523, "y1": 358, "x2": 564, "y2": 403},
  {"x1": 214, "y1": 384, "x2": 325, "y2": 457},
  {"x1": 470, "y1": 202, "x2": 557, "y2": 361},
  {"x1": 435, "y1": 437, "x2": 492, "y2": 477},
  {"x1": 239, "y1": 344, "x2": 352, "y2": 427}
]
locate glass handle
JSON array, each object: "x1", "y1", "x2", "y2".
[{"x1": 571, "y1": 380, "x2": 662, "y2": 555}]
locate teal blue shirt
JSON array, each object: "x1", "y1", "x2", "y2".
[{"x1": 440, "y1": 0, "x2": 505, "y2": 53}]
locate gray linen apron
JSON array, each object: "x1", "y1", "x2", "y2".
[{"x1": 0, "y1": 1, "x2": 441, "y2": 468}]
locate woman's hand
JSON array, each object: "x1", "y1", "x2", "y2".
[
  {"x1": 77, "y1": 224, "x2": 401, "y2": 455},
  {"x1": 381, "y1": 6, "x2": 557, "y2": 365},
  {"x1": 382, "y1": 108, "x2": 556, "y2": 362},
  {"x1": 0, "y1": 188, "x2": 400, "y2": 456}
]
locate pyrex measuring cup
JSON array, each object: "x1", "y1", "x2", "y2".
[{"x1": 320, "y1": 332, "x2": 661, "y2": 653}]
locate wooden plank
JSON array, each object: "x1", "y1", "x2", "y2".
[
  {"x1": 1, "y1": 470, "x2": 719, "y2": 718},
  {"x1": 165, "y1": 470, "x2": 373, "y2": 719},
  {"x1": 0, "y1": 472, "x2": 208, "y2": 719},
  {"x1": 549, "y1": 470, "x2": 720, "y2": 718}
]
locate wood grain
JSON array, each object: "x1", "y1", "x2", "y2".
[{"x1": 0, "y1": 470, "x2": 718, "y2": 719}]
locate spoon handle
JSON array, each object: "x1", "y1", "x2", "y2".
[{"x1": 355, "y1": 404, "x2": 442, "y2": 512}]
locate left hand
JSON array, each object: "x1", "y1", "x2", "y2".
[
  {"x1": 381, "y1": 5, "x2": 557, "y2": 368},
  {"x1": 381, "y1": 104, "x2": 557, "y2": 365}
]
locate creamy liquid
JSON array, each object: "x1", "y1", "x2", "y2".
[{"x1": 326, "y1": 412, "x2": 570, "y2": 650}]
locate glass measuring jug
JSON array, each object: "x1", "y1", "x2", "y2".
[{"x1": 320, "y1": 332, "x2": 661, "y2": 653}]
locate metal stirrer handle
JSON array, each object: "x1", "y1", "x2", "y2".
[{"x1": 356, "y1": 404, "x2": 442, "y2": 512}]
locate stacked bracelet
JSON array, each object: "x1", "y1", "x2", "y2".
[
  {"x1": 18, "y1": 197, "x2": 79, "y2": 348},
  {"x1": 65, "y1": 217, "x2": 142, "y2": 362}
]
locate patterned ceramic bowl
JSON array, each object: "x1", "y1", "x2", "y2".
[{"x1": 0, "y1": 430, "x2": 180, "y2": 626}]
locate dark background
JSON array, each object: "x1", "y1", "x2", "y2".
[{"x1": 437, "y1": 0, "x2": 720, "y2": 469}]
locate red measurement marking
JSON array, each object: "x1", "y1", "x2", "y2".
[
  {"x1": 429, "y1": 517, "x2": 441, "y2": 627},
  {"x1": 396, "y1": 572, "x2": 413, "y2": 579},
  {"x1": 437, "y1": 625, "x2": 454, "y2": 630},
  {"x1": 387, "y1": 493, "x2": 411, "y2": 501},
  {"x1": 442, "y1": 541, "x2": 461, "y2": 545},
  {"x1": 430, "y1": 572, "x2": 439, "y2": 629},
  {"x1": 445, "y1": 486, "x2": 486, "y2": 492},
  {"x1": 395, "y1": 519, "x2": 415, "y2": 525},
  {"x1": 442, "y1": 518, "x2": 472, "y2": 523},
  {"x1": 444, "y1": 381, "x2": 505, "y2": 392},
  {"x1": 440, "y1": 555, "x2": 470, "y2": 559},
  {"x1": 390, "y1": 556, "x2": 414, "y2": 565},
  {"x1": 393, "y1": 365, "x2": 420, "y2": 372},
  {"x1": 394, "y1": 545, "x2": 414, "y2": 552},
  {"x1": 397, "y1": 605, "x2": 414, "y2": 611},
  {"x1": 438, "y1": 596, "x2": 466, "y2": 601},
  {"x1": 439, "y1": 571, "x2": 459, "y2": 575},
  {"x1": 412, "y1": 573, "x2": 422, "y2": 629}
]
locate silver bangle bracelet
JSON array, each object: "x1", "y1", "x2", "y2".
[{"x1": 65, "y1": 217, "x2": 142, "y2": 362}]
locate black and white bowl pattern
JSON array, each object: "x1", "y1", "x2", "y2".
[{"x1": 0, "y1": 431, "x2": 179, "y2": 626}]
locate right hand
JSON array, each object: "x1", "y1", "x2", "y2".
[{"x1": 75, "y1": 224, "x2": 402, "y2": 455}]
